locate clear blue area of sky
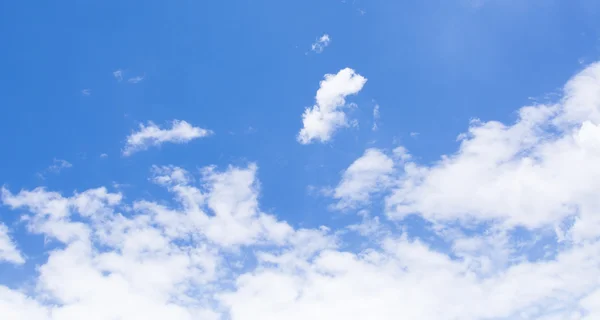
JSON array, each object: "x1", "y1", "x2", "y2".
[{"x1": 1, "y1": 0, "x2": 599, "y2": 235}]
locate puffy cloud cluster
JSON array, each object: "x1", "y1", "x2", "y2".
[
  {"x1": 2, "y1": 63, "x2": 600, "y2": 319},
  {"x1": 0, "y1": 164, "x2": 300, "y2": 319}
]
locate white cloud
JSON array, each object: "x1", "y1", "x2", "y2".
[
  {"x1": 100, "y1": 153, "x2": 108, "y2": 158},
  {"x1": 128, "y1": 76, "x2": 144, "y2": 84},
  {"x1": 298, "y1": 68, "x2": 367, "y2": 144},
  {"x1": 372, "y1": 104, "x2": 380, "y2": 131},
  {"x1": 140, "y1": 163, "x2": 293, "y2": 247},
  {"x1": 150, "y1": 165, "x2": 191, "y2": 186},
  {"x1": 221, "y1": 235, "x2": 600, "y2": 320},
  {"x1": 311, "y1": 34, "x2": 331, "y2": 53},
  {"x1": 333, "y1": 148, "x2": 395, "y2": 210},
  {"x1": 3, "y1": 159, "x2": 600, "y2": 319},
  {"x1": 81, "y1": 89, "x2": 91, "y2": 96},
  {"x1": 0, "y1": 224, "x2": 24, "y2": 264},
  {"x1": 48, "y1": 159, "x2": 72, "y2": 173},
  {"x1": 123, "y1": 120, "x2": 213, "y2": 156},
  {"x1": 386, "y1": 62, "x2": 600, "y2": 240},
  {"x1": 113, "y1": 69, "x2": 123, "y2": 81},
  {"x1": 0, "y1": 164, "x2": 302, "y2": 319},
  {"x1": 37, "y1": 159, "x2": 72, "y2": 179}
]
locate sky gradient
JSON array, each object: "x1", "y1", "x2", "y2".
[{"x1": 1, "y1": 0, "x2": 600, "y2": 319}]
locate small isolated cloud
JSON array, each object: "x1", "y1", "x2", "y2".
[
  {"x1": 298, "y1": 68, "x2": 367, "y2": 144},
  {"x1": 36, "y1": 158, "x2": 72, "y2": 180},
  {"x1": 100, "y1": 153, "x2": 108, "y2": 158},
  {"x1": 128, "y1": 75, "x2": 144, "y2": 84},
  {"x1": 123, "y1": 120, "x2": 213, "y2": 156},
  {"x1": 311, "y1": 34, "x2": 331, "y2": 53},
  {"x1": 47, "y1": 159, "x2": 72, "y2": 174},
  {"x1": 113, "y1": 69, "x2": 123, "y2": 81},
  {"x1": 81, "y1": 89, "x2": 91, "y2": 96},
  {"x1": 410, "y1": 132, "x2": 420, "y2": 138},
  {"x1": 372, "y1": 105, "x2": 380, "y2": 131}
]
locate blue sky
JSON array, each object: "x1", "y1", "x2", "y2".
[
  {"x1": 1, "y1": 1, "x2": 600, "y2": 319},
  {"x1": 2, "y1": 0, "x2": 598, "y2": 225}
]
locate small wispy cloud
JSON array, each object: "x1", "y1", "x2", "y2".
[
  {"x1": 48, "y1": 159, "x2": 72, "y2": 173},
  {"x1": 100, "y1": 153, "x2": 108, "y2": 158},
  {"x1": 311, "y1": 34, "x2": 331, "y2": 54},
  {"x1": 372, "y1": 105, "x2": 380, "y2": 131},
  {"x1": 37, "y1": 158, "x2": 72, "y2": 179},
  {"x1": 128, "y1": 75, "x2": 144, "y2": 84},
  {"x1": 410, "y1": 132, "x2": 420, "y2": 138},
  {"x1": 81, "y1": 89, "x2": 91, "y2": 96},
  {"x1": 123, "y1": 120, "x2": 213, "y2": 156},
  {"x1": 113, "y1": 69, "x2": 123, "y2": 81}
]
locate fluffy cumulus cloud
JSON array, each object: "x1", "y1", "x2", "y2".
[
  {"x1": 123, "y1": 120, "x2": 212, "y2": 156},
  {"x1": 0, "y1": 164, "x2": 295, "y2": 320},
  {"x1": 3, "y1": 63, "x2": 600, "y2": 319},
  {"x1": 386, "y1": 62, "x2": 600, "y2": 240},
  {"x1": 298, "y1": 68, "x2": 367, "y2": 144}
]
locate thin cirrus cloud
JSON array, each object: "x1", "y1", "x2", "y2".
[
  {"x1": 37, "y1": 158, "x2": 72, "y2": 179},
  {"x1": 128, "y1": 75, "x2": 144, "y2": 84},
  {"x1": 372, "y1": 104, "x2": 380, "y2": 131},
  {"x1": 122, "y1": 120, "x2": 213, "y2": 156},
  {"x1": 297, "y1": 68, "x2": 367, "y2": 144},
  {"x1": 113, "y1": 69, "x2": 123, "y2": 81},
  {"x1": 47, "y1": 159, "x2": 72, "y2": 173},
  {"x1": 311, "y1": 34, "x2": 330, "y2": 53},
  {"x1": 113, "y1": 69, "x2": 144, "y2": 84}
]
